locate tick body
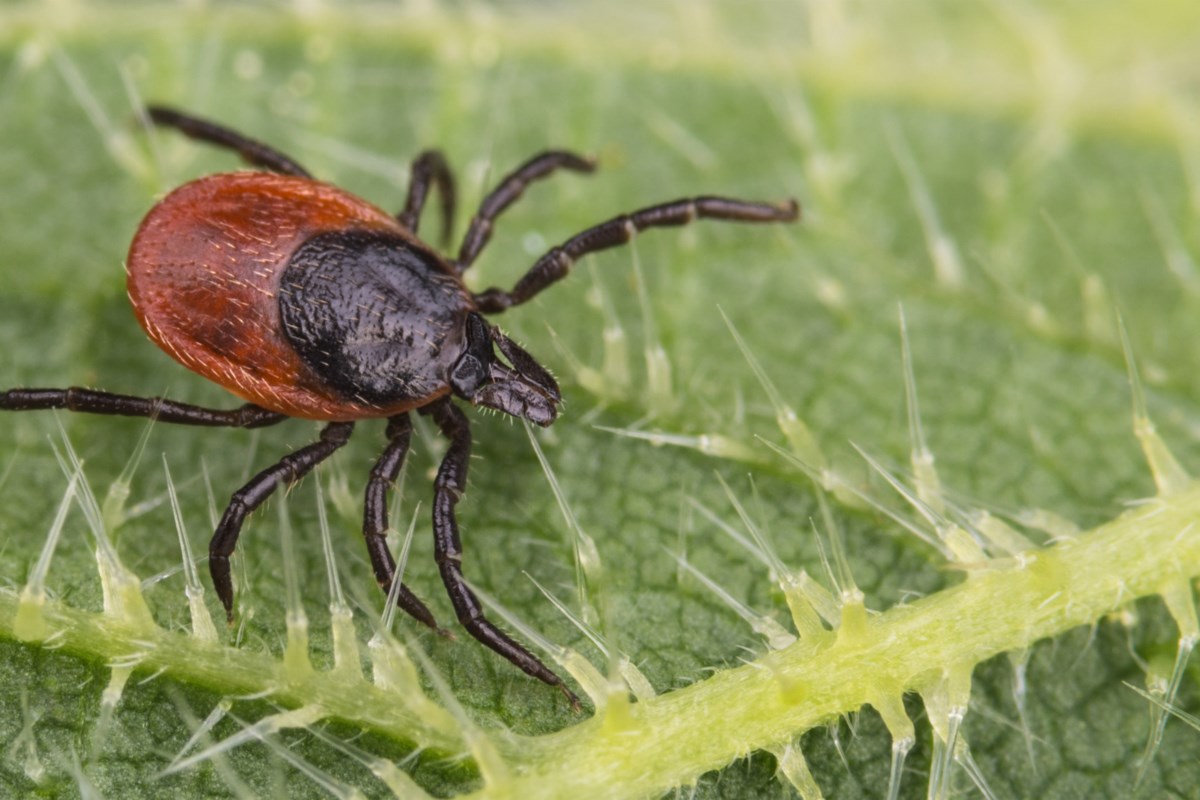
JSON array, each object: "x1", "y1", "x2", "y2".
[
  {"x1": 2, "y1": 107, "x2": 798, "y2": 706},
  {"x1": 128, "y1": 173, "x2": 471, "y2": 420}
]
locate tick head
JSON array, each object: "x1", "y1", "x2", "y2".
[{"x1": 449, "y1": 312, "x2": 561, "y2": 426}]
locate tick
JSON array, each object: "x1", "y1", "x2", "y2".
[{"x1": 1, "y1": 107, "x2": 798, "y2": 704}]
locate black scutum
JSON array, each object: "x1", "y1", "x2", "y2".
[{"x1": 279, "y1": 230, "x2": 470, "y2": 406}]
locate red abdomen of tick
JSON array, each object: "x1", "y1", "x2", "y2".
[{"x1": 127, "y1": 172, "x2": 455, "y2": 420}]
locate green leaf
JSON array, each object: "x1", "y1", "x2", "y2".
[{"x1": 2, "y1": 3, "x2": 1199, "y2": 798}]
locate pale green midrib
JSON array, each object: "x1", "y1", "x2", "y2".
[
  {"x1": 470, "y1": 484, "x2": 1200, "y2": 799},
  {"x1": 0, "y1": 594, "x2": 464, "y2": 756},
  {"x1": 2, "y1": 459, "x2": 1194, "y2": 799}
]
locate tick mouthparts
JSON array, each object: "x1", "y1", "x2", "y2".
[
  {"x1": 489, "y1": 326, "x2": 561, "y2": 401},
  {"x1": 478, "y1": 361, "x2": 561, "y2": 426}
]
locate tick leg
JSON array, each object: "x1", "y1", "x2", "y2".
[
  {"x1": 364, "y1": 414, "x2": 440, "y2": 631},
  {"x1": 455, "y1": 150, "x2": 596, "y2": 273},
  {"x1": 144, "y1": 105, "x2": 313, "y2": 178},
  {"x1": 397, "y1": 150, "x2": 456, "y2": 248},
  {"x1": 474, "y1": 195, "x2": 799, "y2": 313},
  {"x1": 1, "y1": 387, "x2": 285, "y2": 428},
  {"x1": 424, "y1": 399, "x2": 579, "y2": 707},
  {"x1": 210, "y1": 422, "x2": 354, "y2": 621}
]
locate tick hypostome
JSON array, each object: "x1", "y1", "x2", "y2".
[{"x1": 0, "y1": 106, "x2": 799, "y2": 707}]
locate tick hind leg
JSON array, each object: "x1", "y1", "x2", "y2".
[
  {"x1": 363, "y1": 414, "x2": 440, "y2": 631},
  {"x1": 209, "y1": 421, "x2": 354, "y2": 621},
  {"x1": 455, "y1": 150, "x2": 596, "y2": 273},
  {"x1": 474, "y1": 195, "x2": 799, "y2": 313},
  {"x1": 0, "y1": 387, "x2": 285, "y2": 428},
  {"x1": 423, "y1": 398, "x2": 579, "y2": 707},
  {"x1": 145, "y1": 105, "x2": 313, "y2": 178}
]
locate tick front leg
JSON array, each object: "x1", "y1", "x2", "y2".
[
  {"x1": 424, "y1": 399, "x2": 579, "y2": 707},
  {"x1": 455, "y1": 150, "x2": 596, "y2": 273},
  {"x1": 209, "y1": 421, "x2": 354, "y2": 621},
  {"x1": 474, "y1": 195, "x2": 799, "y2": 313},
  {"x1": 397, "y1": 150, "x2": 456, "y2": 247},
  {"x1": 364, "y1": 414, "x2": 441, "y2": 631}
]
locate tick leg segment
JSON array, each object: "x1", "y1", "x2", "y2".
[
  {"x1": 210, "y1": 421, "x2": 354, "y2": 621},
  {"x1": 397, "y1": 150, "x2": 456, "y2": 247},
  {"x1": 455, "y1": 150, "x2": 596, "y2": 272},
  {"x1": 0, "y1": 388, "x2": 285, "y2": 428},
  {"x1": 145, "y1": 105, "x2": 313, "y2": 179},
  {"x1": 363, "y1": 414, "x2": 440, "y2": 631},
  {"x1": 474, "y1": 196, "x2": 799, "y2": 313},
  {"x1": 424, "y1": 399, "x2": 579, "y2": 706}
]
